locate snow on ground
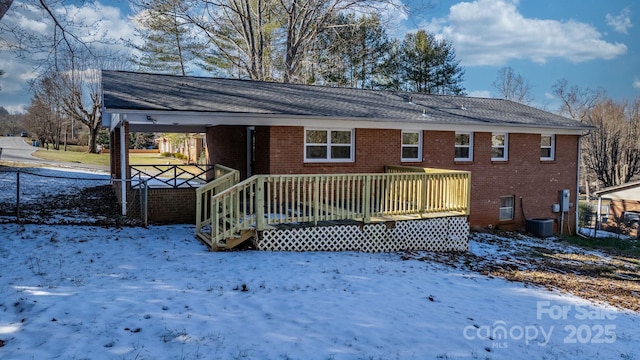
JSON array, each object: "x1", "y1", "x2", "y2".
[
  {"x1": 579, "y1": 227, "x2": 632, "y2": 240},
  {"x1": 1, "y1": 223, "x2": 639, "y2": 360}
]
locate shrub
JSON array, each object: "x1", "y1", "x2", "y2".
[{"x1": 578, "y1": 201, "x2": 594, "y2": 228}]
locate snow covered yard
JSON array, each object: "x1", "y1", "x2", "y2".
[{"x1": 1, "y1": 224, "x2": 639, "y2": 359}]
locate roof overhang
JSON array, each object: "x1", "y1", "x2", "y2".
[
  {"x1": 103, "y1": 108, "x2": 592, "y2": 135},
  {"x1": 593, "y1": 180, "x2": 640, "y2": 200}
]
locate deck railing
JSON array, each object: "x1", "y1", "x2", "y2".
[
  {"x1": 194, "y1": 165, "x2": 240, "y2": 235},
  {"x1": 130, "y1": 164, "x2": 225, "y2": 189},
  {"x1": 196, "y1": 167, "x2": 471, "y2": 249}
]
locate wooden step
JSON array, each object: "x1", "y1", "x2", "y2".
[{"x1": 215, "y1": 229, "x2": 256, "y2": 250}]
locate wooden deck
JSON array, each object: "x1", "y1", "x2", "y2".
[{"x1": 195, "y1": 166, "x2": 471, "y2": 251}]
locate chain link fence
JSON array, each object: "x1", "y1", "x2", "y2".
[{"x1": 0, "y1": 166, "x2": 146, "y2": 226}]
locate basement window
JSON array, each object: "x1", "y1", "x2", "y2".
[
  {"x1": 305, "y1": 129, "x2": 354, "y2": 162},
  {"x1": 499, "y1": 195, "x2": 515, "y2": 221}
]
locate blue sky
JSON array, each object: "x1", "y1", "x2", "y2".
[{"x1": 0, "y1": 0, "x2": 638, "y2": 113}]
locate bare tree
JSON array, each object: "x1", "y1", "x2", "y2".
[
  {"x1": 147, "y1": 0, "x2": 399, "y2": 82},
  {"x1": 55, "y1": 50, "x2": 104, "y2": 154},
  {"x1": 492, "y1": 66, "x2": 533, "y2": 104},
  {"x1": 553, "y1": 79, "x2": 609, "y2": 196},
  {"x1": 24, "y1": 75, "x2": 63, "y2": 148},
  {"x1": 582, "y1": 98, "x2": 640, "y2": 187},
  {"x1": 552, "y1": 79, "x2": 605, "y2": 122}
]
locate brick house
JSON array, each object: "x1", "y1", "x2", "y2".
[{"x1": 102, "y1": 70, "x2": 591, "y2": 247}]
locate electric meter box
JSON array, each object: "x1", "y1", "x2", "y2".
[{"x1": 559, "y1": 189, "x2": 570, "y2": 212}]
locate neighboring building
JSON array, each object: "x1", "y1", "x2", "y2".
[
  {"x1": 102, "y1": 70, "x2": 592, "y2": 233},
  {"x1": 593, "y1": 180, "x2": 640, "y2": 237},
  {"x1": 158, "y1": 134, "x2": 206, "y2": 164}
]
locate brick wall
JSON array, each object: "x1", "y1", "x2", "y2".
[
  {"x1": 146, "y1": 188, "x2": 196, "y2": 224},
  {"x1": 110, "y1": 123, "x2": 130, "y2": 179},
  {"x1": 260, "y1": 126, "x2": 578, "y2": 231},
  {"x1": 206, "y1": 125, "x2": 248, "y2": 178}
]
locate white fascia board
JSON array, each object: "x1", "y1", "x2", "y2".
[
  {"x1": 105, "y1": 109, "x2": 590, "y2": 136},
  {"x1": 107, "y1": 113, "x2": 122, "y2": 132}
]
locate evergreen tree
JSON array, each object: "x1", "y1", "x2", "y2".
[
  {"x1": 385, "y1": 30, "x2": 465, "y2": 95},
  {"x1": 314, "y1": 14, "x2": 391, "y2": 89},
  {"x1": 130, "y1": 0, "x2": 201, "y2": 75}
]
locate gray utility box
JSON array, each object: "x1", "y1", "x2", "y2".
[{"x1": 526, "y1": 218, "x2": 554, "y2": 238}]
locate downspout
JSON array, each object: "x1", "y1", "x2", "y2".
[
  {"x1": 120, "y1": 119, "x2": 127, "y2": 216},
  {"x1": 575, "y1": 134, "x2": 583, "y2": 236},
  {"x1": 595, "y1": 196, "x2": 602, "y2": 237}
]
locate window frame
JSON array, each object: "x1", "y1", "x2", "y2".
[
  {"x1": 304, "y1": 128, "x2": 355, "y2": 163},
  {"x1": 454, "y1": 132, "x2": 474, "y2": 161},
  {"x1": 491, "y1": 133, "x2": 509, "y2": 161},
  {"x1": 499, "y1": 195, "x2": 515, "y2": 221},
  {"x1": 540, "y1": 134, "x2": 555, "y2": 161},
  {"x1": 401, "y1": 130, "x2": 422, "y2": 162}
]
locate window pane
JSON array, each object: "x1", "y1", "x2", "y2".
[
  {"x1": 306, "y1": 130, "x2": 327, "y2": 144},
  {"x1": 331, "y1": 131, "x2": 351, "y2": 144},
  {"x1": 491, "y1": 148, "x2": 505, "y2": 159},
  {"x1": 455, "y1": 133, "x2": 470, "y2": 145},
  {"x1": 541, "y1": 135, "x2": 551, "y2": 147},
  {"x1": 331, "y1": 146, "x2": 351, "y2": 159},
  {"x1": 492, "y1": 134, "x2": 505, "y2": 146},
  {"x1": 455, "y1": 147, "x2": 469, "y2": 159},
  {"x1": 402, "y1": 132, "x2": 419, "y2": 145},
  {"x1": 499, "y1": 208, "x2": 514, "y2": 220},
  {"x1": 402, "y1": 147, "x2": 419, "y2": 159},
  {"x1": 306, "y1": 146, "x2": 327, "y2": 159},
  {"x1": 500, "y1": 196, "x2": 514, "y2": 207},
  {"x1": 499, "y1": 196, "x2": 514, "y2": 220},
  {"x1": 541, "y1": 148, "x2": 551, "y2": 158}
]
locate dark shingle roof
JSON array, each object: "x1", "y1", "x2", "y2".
[{"x1": 102, "y1": 70, "x2": 590, "y2": 130}]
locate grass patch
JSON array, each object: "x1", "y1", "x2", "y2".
[
  {"x1": 31, "y1": 150, "x2": 184, "y2": 167},
  {"x1": 562, "y1": 235, "x2": 640, "y2": 257},
  {"x1": 33, "y1": 148, "x2": 110, "y2": 166}
]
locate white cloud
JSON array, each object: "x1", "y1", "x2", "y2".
[
  {"x1": 0, "y1": 1, "x2": 137, "y2": 112},
  {"x1": 544, "y1": 92, "x2": 555, "y2": 100},
  {"x1": 422, "y1": 0, "x2": 628, "y2": 66},
  {"x1": 606, "y1": 8, "x2": 632, "y2": 34},
  {"x1": 633, "y1": 78, "x2": 640, "y2": 90},
  {"x1": 467, "y1": 90, "x2": 492, "y2": 98}
]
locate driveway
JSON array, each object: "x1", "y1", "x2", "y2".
[{"x1": 0, "y1": 136, "x2": 109, "y2": 172}]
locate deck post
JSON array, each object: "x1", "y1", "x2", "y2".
[
  {"x1": 465, "y1": 173, "x2": 471, "y2": 215},
  {"x1": 256, "y1": 177, "x2": 265, "y2": 231},
  {"x1": 421, "y1": 174, "x2": 428, "y2": 214},
  {"x1": 363, "y1": 176, "x2": 371, "y2": 223},
  {"x1": 313, "y1": 176, "x2": 320, "y2": 226}
]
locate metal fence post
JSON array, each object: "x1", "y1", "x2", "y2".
[
  {"x1": 139, "y1": 179, "x2": 148, "y2": 227},
  {"x1": 15, "y1": 171, "x2": 20, "y2": 222}
]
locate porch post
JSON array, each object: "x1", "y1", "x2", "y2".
[{"x1": 120, "y1": 120, "x2": 127, "y2": 216}]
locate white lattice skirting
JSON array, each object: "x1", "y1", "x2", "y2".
[{"x1": 257, "y1": 216, "x2": 469, "y2": 252}]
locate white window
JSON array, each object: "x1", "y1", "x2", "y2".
[
  {"x1": 491, "y1": 133, "x2": 508, "y2": 161},
  {"x1": 499, "y1": 196, "x2": 514, "y2": 221},
  {"x1": 401, "y1": 131, "x2": 422, "y2": 162},
  {"x1": 305, "y1": 129, "x2": 354, "y2": 162},
  {"x1": 541, "y1": 134, "x2": 555, "y2": 161},
  {"x1": 455, "y1": 132, "x2": 473, "y2": 161}
]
